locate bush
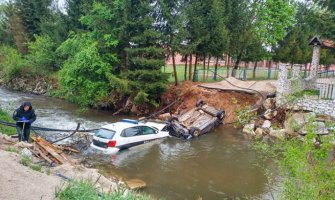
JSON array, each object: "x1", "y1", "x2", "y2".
[
  {"x1": 57, "y1": 34, "x2": 123, "y2": 107},
  {"x1": 134, "y1": 91, "x2": 149, "y2": 105},
  {"x1": 25, "y1": 35, "x2": 57, "y2": 73},
  {"x1": 0, "y1": 109, "x2": 17, "y2": 136},
  {"x1": 0, "y1": 45, "x2": 24, "y2": 81}
]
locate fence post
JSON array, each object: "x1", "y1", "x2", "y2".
[
  {"x1": 195, "y1": 69, "x2": 199, "y2": 81},
  {"x1": 242, "y1": 68, "x2": 247, "y2": 80}
]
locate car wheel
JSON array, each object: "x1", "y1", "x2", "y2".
[
  {"x1": 168, "y1": 116, "x2": 178, "y2": 122},
  {"x1": 196, "y1": 100, "x2": 204, "y2": 107},
  {"x1": 216, "y1": 110, "x2": 225, "y2": 120},
  {"x1": 190, "y1": 127, "x2": 201, "y2": 137}
]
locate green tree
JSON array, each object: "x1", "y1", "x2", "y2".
[
  {"x1": 25, "y1": 35, "x2": 57, "y2": 72},
  {"x1": 0, "y1": 3, "x2": 28, "y2": 54},
  {"x1": 57, "y1": 2, "x2": 126, "y2": 108},
  {"x1": 274, "y1": 2, "x2": 334, "y2": 65},
  {"x1": 203, "y1": 0, "x2": 229, "y2": 80},
  {"x1": 157, "y1": 0, "x2": 183, "y2": 86},
  {"x1": 14, "y1": 0, "x2": 53, "y2": 40},
  {"x1": 64, "y1": 0, "x2": 93, "y2": 31},
  {"x1": 123, "y1": 0, "x2": 168, "y2": 106},
  {"x1": 226, "y1": 0, "x2": 296, "y2": 77}
]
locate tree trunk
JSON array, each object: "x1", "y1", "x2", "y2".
[
  {"x1": 214, "y1": 57, "x2": 219, "y2": 80},
  {"x1": 172, "y1": 51, "x2": 178, "y2": 86},
  {"x1": 203, "y1": 55, "x2": 206, "y2": 81},
  {"x1": 232, "y1": 53, "x2": 242, "y2": 77},
  {"x1": 253, "y1": 61, "x2": 258, "y2": 79},
  {"x1": 189, "y1": 54, "x2": 193, "y2": 80},
  {"x1": 193, "y1": 54, "x2": 198, "y2": 81},
  {"x1": 206, "y1": 56, "x2": 211, "y2": 80},
  {"x1": 184, "y1": 55, "x2": 188, "y2": 81}
]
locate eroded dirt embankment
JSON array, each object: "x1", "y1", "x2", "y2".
[{"x1": 161, "y1": 81, "x2": 258, "y2": 123}]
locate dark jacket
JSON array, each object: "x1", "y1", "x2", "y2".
[{"x1": 13, "y1": 102, "x2": 37, "y2": 128}]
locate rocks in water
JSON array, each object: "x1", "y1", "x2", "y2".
[
  {"x1": 263, "y1": 98, "x2": 276, "y2": 110},
  {"x1": 262, "y1": 120, "x2": 271, "y2": 128},
  {"x1": 125, "y1": 179, "x2": 146, "y2": 190},
  {"x1": 269, "y1": 129, "x2": 286, "y2": 139},
  {"x1": 242, "y1": 123, "x2": 255, "y2": 136}
]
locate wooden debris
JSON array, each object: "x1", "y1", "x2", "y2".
[
  {"x1": 31, "y1": 136, "x2": 73, "y2": 165},
  {"x1": 57, "y1": 145, "x2": 80, "y2": 153}
]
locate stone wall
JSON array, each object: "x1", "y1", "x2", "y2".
[
  {"x1": 276, "y1": 63, "x2": 335, "y2": 118},
  {"x1": 294, "y1": 98, "x2": 335, "y2": 117}
]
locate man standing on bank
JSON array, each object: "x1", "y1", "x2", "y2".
[{"x1": 13, "y1": 102, "x2": 37, "y2": 142}]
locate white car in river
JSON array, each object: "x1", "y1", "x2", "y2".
[{"x1": 90, "y1": 119, "x2": 170, "y2": 154}]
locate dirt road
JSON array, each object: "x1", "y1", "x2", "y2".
[{"x1": 0, "y1": 150, "x2": 62, "y2": 200}]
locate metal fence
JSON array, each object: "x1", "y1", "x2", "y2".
[
  {"x1": 317, "y1": 78, "x2": 335, "y2": 100},
  {"x1": 194, "y1": 68, "x2": 279, "y2": 82}
]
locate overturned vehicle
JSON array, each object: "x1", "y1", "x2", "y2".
[{"x1": 167, "y1": 100, "x2": 225, "y2": 139}]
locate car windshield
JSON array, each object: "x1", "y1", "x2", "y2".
[{"x1": 95, "y1": 128, "x2": 115, "y2": 139}]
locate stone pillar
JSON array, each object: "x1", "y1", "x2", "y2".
[
  {"x1": 308, "y1": 45, "x2": 321, "y2": 82},
  {"x1": 276, "y1": 63, "x2": 291, "y2": 106}
]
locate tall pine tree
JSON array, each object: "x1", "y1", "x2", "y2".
[{"x1": 123, "y1": 0, "x2": 168, "y2": 106}]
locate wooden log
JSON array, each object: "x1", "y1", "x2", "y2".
[
  {"x1": 34, "y1": 137, "x2": 68, "y2": 164},
  {"x1": 34, "y1": 145, "x2": 53, "y2": 164},
  {"x1": 57, "y1": 145, "x2": 80, "y2": 153}
]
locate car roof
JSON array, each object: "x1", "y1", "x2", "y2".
[{"x1": 101, "y1": 122, "x2": 138, "y2": 132}]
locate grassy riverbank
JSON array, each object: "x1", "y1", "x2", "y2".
[
  {"x1": 254, "y1": 117, "x2": 335, "y2": 199},
  {"x1": 0, "y1": 109, "x2": 16, "y2": 136},
  {"x1": 58, "y1": 180, "x2": 154, "y2": 200}
]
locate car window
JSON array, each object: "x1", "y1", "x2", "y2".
[
  {"x1": 95, "y1": 129, "x2": 115, "y2": 139},
  {"x1": 140, "y1": 126, "x2": 156, "y2": 135},
  {"x1": 121, "y1": 127, "x2": 140, "y2": 137}
]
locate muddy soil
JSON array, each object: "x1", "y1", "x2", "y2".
[{"x1": 161, "y1": 81, "x2": 258, "y2": 123}]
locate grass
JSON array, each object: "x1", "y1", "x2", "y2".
[
  {"x1": 30, "y1": 163, "x2": 42, "y2": 172},
  {"x1": 57, "y1": 180, "x2": 155, "y2": 200},
  {"x1": 5, "y1": 146, "x2": 20, "y2": 153},
  {"x1": 19, "y1": 154, "x2": 43, "y2": 172},
  {"x1": 19, "y1": 155, "x2": 32, "y2": 167},
  {"x1": 0, "y1": 108, "x2": 17, "y2": 136}
]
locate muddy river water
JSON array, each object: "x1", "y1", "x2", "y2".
[{"x1": 0, "y1": 87, "x2": 275, "y2": 200}]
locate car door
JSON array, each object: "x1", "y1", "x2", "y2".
[
  {"x1": 120, "y1": 126, "x2": 147, "y2": 149},
  {"x1": 138, "y1": 126, "x2": 158, "y2": 141},
  {"x1": 119, "y1": 126, "x2": 157, "y2": 149}
]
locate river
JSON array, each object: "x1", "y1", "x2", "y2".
[{"x1": 0, "y1": 87, "x2": 276, "y2": 200}]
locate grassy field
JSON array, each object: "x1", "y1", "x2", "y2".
[{"x1": 162, "y1": 65, "x2": 279, "y2": 83}]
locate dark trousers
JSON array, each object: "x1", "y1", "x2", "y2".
[{"x1": 17, "y1": 126, "x2": 31, "y2": 142}]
